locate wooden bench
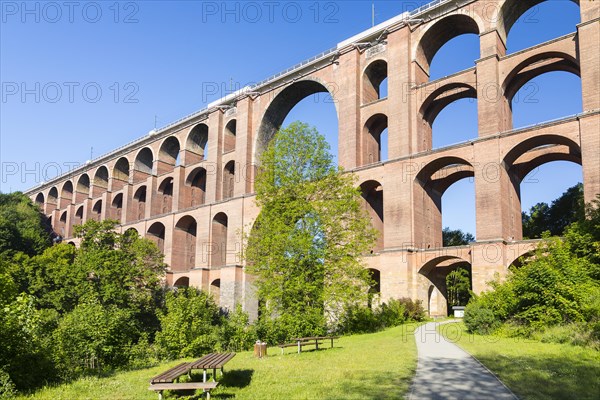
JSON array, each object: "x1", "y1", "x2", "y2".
[
  {"x1": 189, "y1": 352, "x2": 236, "y2": 382},
  {"x1": 148, "y1": 381, "x2": 218, "y2": 400}
]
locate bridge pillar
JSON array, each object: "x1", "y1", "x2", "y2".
[{"x1": 336, "y1": 50, "x2": 361, "y2": 170}]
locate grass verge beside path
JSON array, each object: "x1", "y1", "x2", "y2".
[
  {"x1": 19, "y1": 323, "x2": 420, "y2": 400},
  {"x1": 439, "y1": 322, "x2": 600, "y2": 400}
]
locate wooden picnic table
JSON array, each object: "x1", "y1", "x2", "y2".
[
  {"x1": 148, "y1": 352, "x2": 236, "y2": 399},
  {"x1": 278, "y1": 336, "x2": 339, "y2": 354}
]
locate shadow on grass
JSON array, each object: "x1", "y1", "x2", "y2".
[
  {"x1": 219, "y1": 369, "x2": 253, "y2": 388},
  {"x1": 475, "y1": 351, "x2": 600, "y2": 400}
]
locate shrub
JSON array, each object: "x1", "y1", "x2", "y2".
[
  {"x1": 219, "y1": 305, "x2": 256, "y2": 351},
  {"x1": 464, "y1": 302, "x2": 500, "y2": 335},
  {"x1": 155, "y1": 288, "x2": 221, "y2": 359},
  {"x1": 0, "y1": 367, "x2": 16, "y2": 399}
]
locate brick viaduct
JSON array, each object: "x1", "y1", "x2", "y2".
[{"x1": 26, "y1": 0, "x2": 599, "y2": 317}]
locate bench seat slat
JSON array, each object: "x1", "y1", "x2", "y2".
[
  {"x1": 149, "y1": 382, "x2": 219, "y2": 391},
  {"x1": 150, "y1": 362, "x2": 192, "y2": 383}
]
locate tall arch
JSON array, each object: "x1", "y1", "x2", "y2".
[
  {"x1": 157, "y1": 137, "x2": 180, "y2": 174},
  {"x1": 415, "y1": 14, "x2": 481, "y2": 84},
  {"x1": 419, "y1": 83, "x2": 477, "y2": 151},
  {"x1": 35, "y1": 192, "x2": 45, "y2": 208},
  {"x1": 48, "y1": 187, "x2": 58, "y2": 206},
  {"x1": 112, "y1": 157, "x2": 130, "y2": 190},
  {"x1": 414, "y1": 157, "x2": 475, "y2": 248},
  {"x1": 92, "y1": 166, "x2": 109, "y2": 197},
  {"x1": 418, "y1": 256, "x2": 471, "y2": 317},
  {"x1": 211, "y1": 212, "x2": 228, "y2": 268},
  {"x1": 362, "y1": 114, "x2": 388, "y2": 166},
  {"x1": 503, "y1": 134, "x2": 583, "y2": 240},
  {"x1": 186, "y1": 167, "x2": 207, "y2": 207},
  {"x1": 130, "y1": 186, "x2": 147, "y2": 221},
  {"x1": 91, "y1": 200, "x2": 103, "y2": 221},
  {"x1": 133, "y1": 148, "x2": 153, "y2": 184},
  {"x1": 155, "y1": 177, "x2": 174, "y2": 215},
  {"x1": 172, "y1": 216, "x2": 197, "y2": 271},
  {"x1": 256, "y1": 79, "x2": 338, "y2": 162},
  {"x1": 497, "y1": 0, "x2": 580, "y2": 48},
  {"x1": 363, "y1": 59, "x2": 388, "y2": 104},
  {"x1": 111, "y1": 193, "x2": 123, "y2": 221},
  {"x1": 222, "y1": 161, "x2": 235, "y2": 200},
  {"x1": 73, "y1": 205, "x2": 84, "y2": 228},
  {"x1": 186, "y1": 123, "x2": 209, "y2": 163},
  {"x1": 210, "y1": 279, "x2": 221, "y2": 305},
  {"x1": 360, "y1": 180, "x2": 384, "y2": 252},
  {"x1": 59, "y1": 181, "x2": 73, "y2": 209},
  {"x1": 223, "y1": 119, "x2": 237, "y2": 153},
  {"x1": 75, "y1": 174, "x2": 90, "y2": 202},
  {"x1": 147, "y1": 222, "x2": 166, "y2": 253}
]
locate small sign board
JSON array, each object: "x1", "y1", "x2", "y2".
[{"x1": 452, "y1": 306, "x2": 465, "y2": 318}]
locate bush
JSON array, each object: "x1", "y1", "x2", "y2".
[
  {"x1": 155, "y1": 288, "x2": 221, "y2": 359},
  {"x1": 219, "y1": 305, "x2": 256, "y2": 351},
  {"x1": 53, "y1": 297, "x2": 138, "y2": 379},
  {"x1": 464, "y1": 302, "x2": 500, "y2": 335},
  {"x1": 0, "y1": 367, "x2": 16, "y2": 399}
]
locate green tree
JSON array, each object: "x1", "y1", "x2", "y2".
[
  {"x1": 245, "y1": 122, "x2": 377, "y2": 338},
  {"x1": 0, "y1": 192, "x2": 52, "y2": 256},
  {"x1": 446, "y1": 267, "x2": 471, "y2": 306},
  {"x1": 155, "y1": 288, "x2": 221, "y2": 359},
  {"x1": 442, "y1": 228, "x2": 474, "y2": 246},
  {"x1": 522, "y1": 183, "x2": 584, "y2": 239}
]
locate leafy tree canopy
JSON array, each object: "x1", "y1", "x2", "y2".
[
  {"x1": 245, "y1": 122, "x2": 377, "y2": 337},
  {"x1": 442, "y1": 228, "x2": 474, "y2": 247}
]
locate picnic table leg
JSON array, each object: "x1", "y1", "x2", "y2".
[
  {"x1": 205, "y1": 388, "x2": 211, "y2": 400},
  {"x1": 158, "y1": 390, "x2": 163, "y2": 400},
  {"x1": 203, "y1": 369, "x2": 207, "y2": 383},
  {"x1": 315, "y1": 339, "x2": 319, "y2": 350},
  {"x1": 297, "y1": 340, "x2": 301, "y2": 354},
  {"x1": 331, "y1": 338, "x2": 333, "y2": 348},
  {"x1": 212, "y1": 368, "x2": 216, "y2": 382}
]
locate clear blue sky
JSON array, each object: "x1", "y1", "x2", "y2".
[{"x1": 0, "y1": 0, "x2": 583, "y2": 237}]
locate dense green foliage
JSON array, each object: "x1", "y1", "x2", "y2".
[
  {"x1": 339, "y1": 298, "x2": 425, "y2": 334},
  {"x1": 465, "y1": 195, "x2": 600, "y2": 347},
  {"x1": 246, "y1": 122, "x2": 377, "y2": 340},
  {"x1": 446, "y1": 267, "x2": 471, "y2": 306},
  {"x1": 522, "y1": 183, "x2": 584, "y2": 239},
  {"x1": 442, "y1": 228, "x2": 474, "y2": 247}
]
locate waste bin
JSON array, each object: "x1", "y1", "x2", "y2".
[{"x1": 254, "y1": 341, "x2": 267, "y2": 358}]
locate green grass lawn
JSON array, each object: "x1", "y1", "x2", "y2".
[
  {"x1": 439, "y1": 323, "x2": 600, "y2": 400},
  {"x1": 18, "y1": 323, "x2": 419, "y2": 400}
]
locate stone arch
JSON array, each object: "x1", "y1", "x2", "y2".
[
  {"x1": 58, "y1": 210, "x2": 68, "y2": 236},
  {"x1": 222, "y1": 161, "x2": 235, "y2": 200},
  {"x1": 186, "y1": 167, "x2": 207, "y2": 207},
  {"x1": 367, "y1": 268, "x2": 381, "y2": 308},
  {"x1": 111, "y1": 193, "x2": 123, "y2": 221},
  {"x1": 93, "y1": 166, "x2": 109, "y2": 197},
  {"x1": 223, "y1": 119, "x2": 237, "y2": 153},
  {"x1": 35, "y1": 192, "x2": 44, "y2": 207},
  {"x1": 256, "y1": 78, "x2": 339, "y2": 162},
  {"x1": 48, "y1": 187, "x2": 58, "y2": 205},
  {"x1": 158, "y1": 136, "x2": 180, "y2": 173},
  {"x1": 124, "y1": 227, "x2": 139, "y2": 237},
  {"x1": 210, "y1": 278, "x2": 221, "y2": 304},
  {"x1": 360, "y1": 180, "x2": 384, "y2": 251},
  {"x1": 173, "y1": 215, "x2": 197, "y2": 271},
  {"x1": 186, "y1": 123, "x2": 209, "y2": 162},
  {"x1": 147, "y1": 222, "x2": 166, "y2": 253},
  {"x1": 497, "y1": 0, "x2": 580, "y2": 46},
  {"x1": 361, "y1": 113, "x2": 388, "y2": 166},
  {"x1": 91, "y1": 200, "x2": 102, "y2": 221},
  {"x1": 418, "y1": 255, "x2": 472, "y2": 317},
  {"x1": 112, "y1": 157, "x2": 130, "y2": 190},
  {"x1": 156, "y1": 177, "x2": 174, "y2": 215},
  {"x1": 133, "y1": 147, "x2": 154, "y2": 183},
  {"x1": 363, "y1": 59, "x2": 388, "y2": 104},
  {"x1": 73, "y1": 205, "x2": 84, "y2": 227},
  {"x1": 414, "y1": 156, "x2": 475, "y2": 248},
  {"x1": 173, "y1": 276, "x2": 190, "y2": 287},
  {"x1": 76, "y1": 174, "x2": 90, "y2": 199},
  {"x1": 503, "y1": 52, "x2": 580, "y2": 104},
  {"x1": 211, "y1": 212, "x2": 228, "y2": 268},
  {"x1": 60, "y1": 180, "x2": 73, "y2": 208},
  {"x1": 414, "y1": 13, "x2": 481, "y2": 83},
  {"x1": 503, "y1": 134, "x2": 583, "y2": 240},
  {"x1": 419, "y1": 83, "x2": 478, "y2": 150},
  {"x1": 131, "y1": 186, "x2": 147, "y2": 221}
]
